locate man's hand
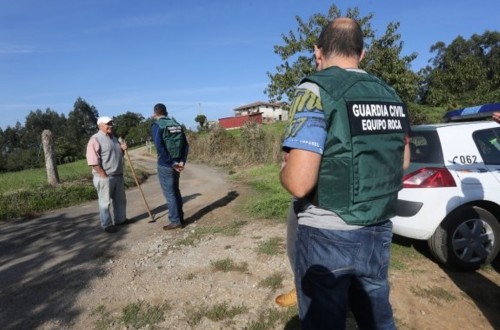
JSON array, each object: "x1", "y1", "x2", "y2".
[
  {"x1": 493, "y1": 112, "x2": 500, "y2": 124},
  {"x1": 173, "y1": 162, "x2": 185, "y2": 172}
]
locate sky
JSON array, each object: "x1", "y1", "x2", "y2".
[{"x1": 0, "y1": 0, "x2": 498, "y2": 131}]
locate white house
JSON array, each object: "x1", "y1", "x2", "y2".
[{"x1": 233, "y1": 101, "x2": 288, "y2": 123}]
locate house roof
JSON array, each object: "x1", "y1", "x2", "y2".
[{"x1": 233, "y1": 101, "x2": 285, "y2": 111}]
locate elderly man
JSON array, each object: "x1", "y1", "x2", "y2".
[{"x1": 86, "y1": 116, "x2": 131, "y2": 233}]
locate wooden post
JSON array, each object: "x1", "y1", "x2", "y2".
[{"x1": 41, "y1": 129, "x2": 60, "y2": 186}]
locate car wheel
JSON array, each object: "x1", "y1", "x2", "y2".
[{"x1": 428, "y1": 205, "x2": 500, "y2": 271}]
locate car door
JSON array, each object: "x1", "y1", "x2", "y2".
[{"x1": 473, "y1": 127, "x2": 500, "y2": 185}]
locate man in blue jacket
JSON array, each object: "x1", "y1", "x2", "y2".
[{"x1": 151, "y1": 103, "x2": 189, "y2": 230}]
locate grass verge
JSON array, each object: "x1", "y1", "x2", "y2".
[{"x1": 0, "y1": 158, "x2": 149, "y2": 221}]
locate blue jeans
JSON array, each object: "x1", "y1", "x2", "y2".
[
  {"x1": 93, "y1": 175, "x2": 127, "y2": 228},
  {"x1": 294, "y1": 220, "x2": 395, "y2": 330},
  {"x1": 157, "y1": 165, "x2": 183, "y2": 224}
]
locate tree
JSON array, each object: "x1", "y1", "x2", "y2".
[
  {"x1": 265, "y1": 4, "x2": 419, "y2": 105},
  {"x1": 361, "y1": 22, "x2": 419, "y2": 103},
  {"x1": 66, "y1": 97, "x2": 99, "y2": 159},
  {"x1": 420, "y1": 31, "x2": 500, "y2": 108},
  {"x1": 195, "y1": 114, "x2": 207, "y2": 131},
  {"x1": 125, "y1": 118, "x2": 154, "y2": 146},
  {"x1": 113, "y1": 112, "x2": 145, "y2": 141}
]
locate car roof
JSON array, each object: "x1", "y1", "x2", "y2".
[{"x1": 411, "y1": 120, "x2": 499, "y2": 131}]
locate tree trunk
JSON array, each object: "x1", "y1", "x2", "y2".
[{"x1": 42, "y1": 129, "x2": 60, "y2": 186}]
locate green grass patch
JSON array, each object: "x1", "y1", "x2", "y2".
[
  {"x1": 256, "y1": 236, "x2": 284, "y2": 256},
  {"x1": 232, "y1": 164, "x2": 290, "y2": 220},
  {"x1": 91, "y1": 305, "x2": 113, "y2": 330},
  {"x1": 258, "y1": 272, "x2": 285, "y2": 290},
  {"x1": 390, "y1": 240, "x2": 426, "y2": 271},
  {"x1": 120, "y1": 300, "x2": 171, "y2": 329},
  {"x1": 175, "y1": 220, "x2": 247, "y2": 246},
  {"x1": 211, "y1": 257, "x2": 249, "y2": 273},
  {"x1": 185, "y1": 301, "x2": 248, "y2": 327},
  {"x1": 205, "y1": 301, "x2": 248, "y2": 322},
  {"x1": 246, "y1": 307, "x2": 299, "y2": 330},
  {"x1": 91, "y1": 301, "x2": 171, "y2": 329},
  {"x1": 0, "y1": 159, "x2": 91, "y2": 193},
  {"x1": 410, "y1": 285, "x2": 457, "y2": 305}
]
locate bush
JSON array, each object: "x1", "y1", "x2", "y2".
[{"x1": 189, "y1": 123, "x2": 284, "y2": 168}]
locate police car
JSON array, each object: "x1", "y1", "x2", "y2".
[{"x1": 392, "y1": 103, "x2": 500, "y2": 271}]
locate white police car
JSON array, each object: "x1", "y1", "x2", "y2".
[{"x1": 392, "y1": 103, "x2": 500, "y2": 271}]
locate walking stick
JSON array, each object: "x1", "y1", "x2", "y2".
[{"x1": 120, "y1": 138, "x2": 156, "y2": 223}]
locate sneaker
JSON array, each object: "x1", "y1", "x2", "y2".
[
  {"x1": 163, "y1": 223, "x2": 182, "y2": 231},
  {"x1": 275, "y1": 287, "x2": 297, "y2": 307},
  {"x1": 104, "y1": 225, "x2": 118, "y2": 233}
]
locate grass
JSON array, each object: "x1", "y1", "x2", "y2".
[
  {"x1": 390, "y1": 238, "x2": 427, "y2": 271},
  {"x1": 258, "y1": 272, "x2": 285, "y2": 290},
  {"x1": 0, "y1": 158, "x2": 149, "y2": 221},
  {"x1": 410, "y1": 285, "x2": 457, "y2": 305},
  {"x1": 91, "y1": 301, "x2": 171, "y2": 329},
  {"x1": 231, "y1": 164, "x2": 290, "y2": 220},
  {"x1": 256, "y1": 236, "x2": 284, "y2": 256},
  {"x1": 175, "y1": 219, "x2": 247, "y2": 247},
  {"x1": 210, "y1": 257, "x2": 249, "y2": 273},
  {"x1": 246, "y1": 307, "x2": 300, "y2": 330},
  {"x1": 90, "y1": 305, "x2": 113, "y2": 330},
  {"x1": 185, "y1": 301, "x2": 248, "y2": 326},
  {"x1": 0, "y1": 159, "x2": 91, "y2": 193},
  {"x1": 120, "y1": 300, "x2": 171, "y2": 329}
]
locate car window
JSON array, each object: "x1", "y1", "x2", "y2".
[
  {"x1": 409, "y1": 130, "x2": 444, "y2": 164},
  {"x1": 473, "y1": 128, "x2": 500, "y2": 165}
]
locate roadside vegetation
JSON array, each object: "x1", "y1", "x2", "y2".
[{"x1": 0, "y1": 152, "x2": 148, "y2": 221}]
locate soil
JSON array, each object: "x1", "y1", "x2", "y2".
[{"x1": 0, "y1": 147, "x2": 499, "y2": 330}]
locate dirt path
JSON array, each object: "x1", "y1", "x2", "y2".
[{"x1": 0, "y1": 148, "x2": 499, "y2": 329}]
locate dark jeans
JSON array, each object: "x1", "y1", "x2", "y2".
[
  {"x1": 294, "y1": 220, "x2": 395, "y2": 330},
  {"x1": 157, "y1": 165, "x2": 183, "y2": 224}
]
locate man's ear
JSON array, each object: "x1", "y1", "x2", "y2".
[
  {"x1": 314, "y1": 45, "x2": 323, "y2": 70},
  {"x1": 359, "y1": 48, "x2": 366, "y2": 62}
]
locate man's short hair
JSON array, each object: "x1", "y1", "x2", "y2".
[
  {"x1": 154, "y1": 103, "x2": 168, "y2": 116},
  {"x1": 317, "y1": 18, "x2": 364, "y2": 59}
]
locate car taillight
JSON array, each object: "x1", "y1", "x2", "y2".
[{"x1": 403, "y1": 167, "x2": 456, "y2": 188}]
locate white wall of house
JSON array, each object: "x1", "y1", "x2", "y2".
[{"x1": 234, "y1": 102, "x2": 288, "y2": 122}]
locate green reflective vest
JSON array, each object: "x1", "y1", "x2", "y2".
[
  {"x1": 156, "y1": 117, "x2": 186, "y2": 160},
  {"x1": 304, "y1": 66, "x2": 410, "y2": 225}
]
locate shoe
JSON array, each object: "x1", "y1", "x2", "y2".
[
  {"x1": 118, "y1": 218, "x2": 134, "y2": 225},
  {"x1": 163, "y1": 223, "x2": 182, "y2": 231},
  {"x1": 275, "y1": 287, "x2": 297, "y2": 307},
  {"x1": 104, "y1": 225, "x2": 118, "y2": 233}
]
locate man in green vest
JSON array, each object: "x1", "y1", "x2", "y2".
[
  {"x1": 151, "y1": 103, "x2": 189, "y2": 230},
  {"x1": 280, "y1": 17, "x2": 411, "y2": 329}
]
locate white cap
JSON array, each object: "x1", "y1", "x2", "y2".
[{"x1": 97, "y1": 116, "x2": 113, "y2": 125}]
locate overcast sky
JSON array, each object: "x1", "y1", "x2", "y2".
[{"x1": 0, "y1": 0, "x2": 498, "y2": 130}]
